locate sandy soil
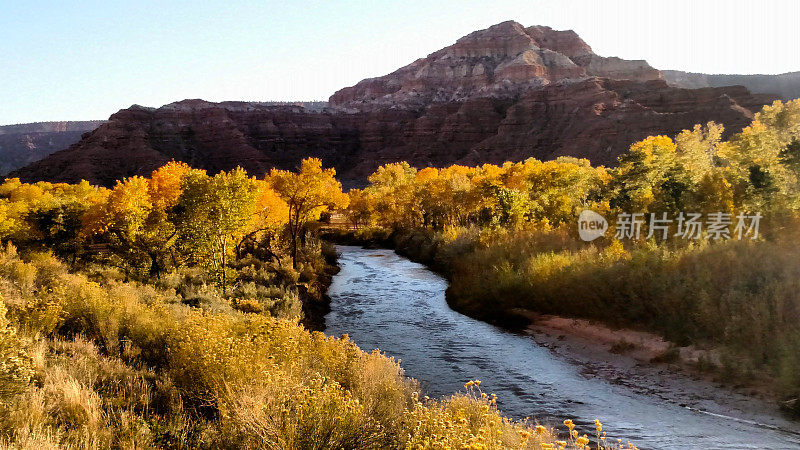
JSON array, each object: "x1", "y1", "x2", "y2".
[{"x1": 521, "y1": 311, "x2": 800, "y2": 435}]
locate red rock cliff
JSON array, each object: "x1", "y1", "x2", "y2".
[{"x1": 8, "y1": 21, "x2": 777, "y2": 188}]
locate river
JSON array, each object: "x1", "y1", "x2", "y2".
[{"x1": 325, "y1": 245, "x2": 800, "y2": 449}]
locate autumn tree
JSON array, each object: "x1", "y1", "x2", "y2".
[
  {"x1": 235, "y1": 180, "x2": 290, "y2": 262},
  {"x1": 526, "y1": 157, "x2": 603, "y2": 226},
  {"x1": 609, "y1": 135, "x2": 691, "y2": 214},
  {"x1": 141, "y1": 161, "x2": 195, "y2": 273},
  {"x1": 675, "y1": 122, "x2": 724, "y2": 181},
  {"x1": 364, "y1": 162, "x2": 420, "y2": 229},
  {"x1": 0, "y1": 199, "x2": 18, "y2": 240},
  {"x1": 176, "y1": 167, "x2": 259, "y2": 293},
  {"x1": 480, "y1": 183, "x2": 530, "y2": 228},
  {"x1": 267, "y1": 158, "x2": 349, "y2": 268},
  {"x1": 77, "y1": 163, "x2": 195, "y2": 277},
  {"x1": 89, "y1": 175, "x2": 154, "y2": 275},
  {"x1": 418, "y1": 165, "x2": 479, "y2": 229},
  {"x1": 344, "y1": 189, "x2": 373, "y2": 229},
  {"x1": 718, "y1": 100, "x2": 800, "y2": 210},
  {"x1": 0, "y1": 178, "x2": 108, "y2": 258}
]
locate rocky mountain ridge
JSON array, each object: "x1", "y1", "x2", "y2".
[
  {"x1": 663, "y1": 70, "x2": 800, "y2": 100},
  {"x1": 0, "y1": 121, "x2": 105, "y2": 175},
  {"x1": 329, "y1": 21, "x2": 661, "y2": 108},
  {"x1": 8, "y1": 21, "x2": 780, "y2": 187}
]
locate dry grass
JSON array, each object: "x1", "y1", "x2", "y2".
[
  {"x1": 388, "y1": 223, "x2": 800, "y2": 396},
  {"x1": 0, "y1": 245, "x2": 627, "y2": 449}
]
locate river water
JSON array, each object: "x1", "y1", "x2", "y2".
[{"x1": 325, "y1": 245, "x2": 800, "y2": 449}]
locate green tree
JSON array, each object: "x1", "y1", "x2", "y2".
[{"x1": 176, "y1": 167, "x2": 259, "y2": 293}]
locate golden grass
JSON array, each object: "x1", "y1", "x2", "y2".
[{"x1": 0, "y1": 245, "x2": 631, "y2": 449}]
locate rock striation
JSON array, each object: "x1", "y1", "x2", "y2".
[
  {"x1": 663, "y1": 70, "x2": 800, "y2": 101},
  {"x1": 329, "y1": 21, "x2": 661, "y2": 108},
  {"x1": 0, "y1": 121, "x2": 105, "y2": 175}
]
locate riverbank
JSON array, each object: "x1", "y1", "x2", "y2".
[
  {"x1": 297, "y1": 241, "x2": 340, "y2": 331},
  {"x1": 322, "y1": 227, "x2": 800, "y2": 424},
  {"x1": 525, "y1": 313, "x2": 800, "y2": 434},
  {"x1": 326, "y1": 244, "x2": 800, "y2": 448}
]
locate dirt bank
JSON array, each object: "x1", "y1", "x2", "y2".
[{"x1": 525, "y1": 312, "x2": 800, "y2": 434}]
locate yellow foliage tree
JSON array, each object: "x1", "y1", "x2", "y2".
[
  {"x1": 268, "y1": 158, "x2": 349, "y2": 268},
  {"x1": 176, "y1": 167, "x2": 260, "y2": 292}
]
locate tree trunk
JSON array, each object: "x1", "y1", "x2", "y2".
[
  {"x1": 148, "y1": 252, "x2": 161, "y2": 279},
  {"x1": 291, "y1": 233, "x2": 298, "y2": 269},
  {"x1": 221, "y1": 240, "x2": 227, "y2": 296}
]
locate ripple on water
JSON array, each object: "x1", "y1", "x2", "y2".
[{"x1": 325, "y1": 245, "x2": 800, "y2": 450}]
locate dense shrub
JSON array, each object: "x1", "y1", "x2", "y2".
[
  {"x1": 390, "y1": 224, "x2": 800, "y2": 395},
  {"x1": 0, "y1": 246, "x2": 604, "y2": 448}
]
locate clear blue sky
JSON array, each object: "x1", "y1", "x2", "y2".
[{"x1": 2, "y1": 0, "x2": 798, "y2": 125}]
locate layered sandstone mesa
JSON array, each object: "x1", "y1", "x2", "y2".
[
  {"x1": 8, "y1": 101, "x2": 354, "y2": 188},
  {"x1": 329, "y1": 21, "x2": 662, "y2": 108},
  {"x1": 0, "y1": 121, "x2": 105, "y2": 175},
  {"x1": 9, "y1": 21, "x2": 780, "y2": 188}
]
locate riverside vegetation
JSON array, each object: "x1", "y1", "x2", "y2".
[
  {"x1": 0, "y1": 160, "x2": 619, "y2": 448},
  {"x1": 337, "y1": 99, "x2": 800, "y2": 405}
]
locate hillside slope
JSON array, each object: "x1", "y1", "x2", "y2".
[{"x1": 663, "y1": 70, "x2": 800, "y2": 100}]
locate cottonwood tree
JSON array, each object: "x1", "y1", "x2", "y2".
[
  {"x1": 176, "y1": 167, "x2": 259, "y2": 293},
  {"x1": 141, "y1": 161, "x2": 194, "y2": 274},
  {"x1": 525, "y1": 157, "x2": 603, "y2": 226},
  {"x1": 720, "y1": 100, "x2": 800, "y2": 210},
  {"x1": 363, "y1": 162, "x2": 420, "y2": 229},
  {"x1": 81, "y1": 162, "x2": 194, "y2": 277},
  {"x1": 86, "y1": 175, "x2": 154, "y2": 275},
  {"x1": 235, "y1": 180, "x2": 290, "y2": 262},
  {"x1": 418, "y1": 165, "x2": 478, "y2": 229},
  {"x1": 267, "y1": 158, "x2": 348, "y2": 268},
  {"x1": 609, "y1": 135, "x2": 692, "y2": 214},
  {"x1": 344, "y1": 189, "x2": 373, "y2": 229},
  {"x1": 675, "y1": 122, "x2": 724, "y2": 181}
]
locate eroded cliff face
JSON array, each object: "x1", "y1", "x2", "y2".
[
  {"x1": 663, "y1": 70, "x2": 800, "y2": 100},
  {"x1": 329, "y1": 21, "x2": 661, "y2": 108},
  {"x1": 8, "y1": 21, "x2": 779, "y2": 187},
  {"x1": 0, "y1": 121, "x2": 105, "y2": 175}
]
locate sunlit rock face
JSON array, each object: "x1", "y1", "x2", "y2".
[
  {"x1": 329, "y1": 21, "x2": 661, "y2": 108},
  {"x1": 9, "y1": 21, "x2": 778, "y2": 188}
]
